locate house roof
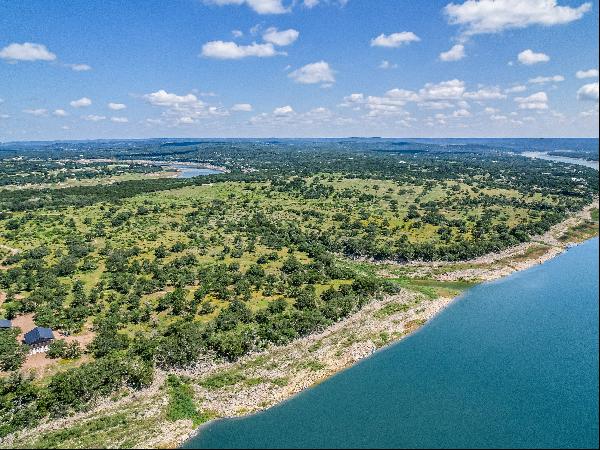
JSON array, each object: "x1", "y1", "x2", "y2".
[
  {"x1": 23, "y1": 327, "x2": 54, "y2": 345},
  {"x1": 0, "y1": 319, "x2": 11, "y2": 328}
]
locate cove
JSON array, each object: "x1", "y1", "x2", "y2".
[{"x1": 185, "y1": 238, "x2": 599, "y2": 449}]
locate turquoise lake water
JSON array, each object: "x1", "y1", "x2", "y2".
[{"x1": 185, "y1": 238, "x2": 599, "y2": 449}]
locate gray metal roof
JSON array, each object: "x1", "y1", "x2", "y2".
[{"x1": 23, "y1": 327, "x2": 54, "y2": 345}]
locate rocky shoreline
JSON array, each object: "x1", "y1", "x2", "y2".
[{"x1": 3, "y1": 201, "x2": 598, "y2": 449}]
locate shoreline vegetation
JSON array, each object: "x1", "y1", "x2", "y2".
[{"x1": 3, "y1": 199, "x2": 597, "y2": 449}]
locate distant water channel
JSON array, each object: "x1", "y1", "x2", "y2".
[
  {"x1": 170, "y1": 165, "x2": 222, "y2": 178},
  {"x1": 184, "y1": 238, "x2": 599, "y2": 449},
  {"x1": 522, "y1": 151, "x2": 599, "y2": 170}
]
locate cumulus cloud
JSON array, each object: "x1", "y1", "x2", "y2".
[
  {"x1": 53, "y1": 109, "x2": 68, "y2": 117},
  {"x1": 144, "y1": 90, "x2": 199, "y2": 107},
  {"x1": 514, "y1": 91, "x2": 549, "y2": 109},
  {"x1": 452, "y1": 108, "x2": 471, "y2": 117},
  {"x1": 379, "y1": 60, "x2": 397, "y2": 69},
  {"x1": 108, "y1": 102, "x2": 127, "y2": 110},
  {"x1": 529, "y1": 75, "x2": 564, "y2": 83},
  {"x1": 444, "y1": 0, "x2": 591, "y2": 37},
  {"x1": 463, "y1": 87, "x2": 506, "y2": 100},
  {"x1": 419, "y1": 79, "x2": 465, "y2": 100},
  {"x1": 577, "y1": 82, "x2": 599, "y2": 101},
  {"x1": 439, "y1": 44, "x2": 465, "y2": 61},
  {"x1": 262, "y1": 27, "x2": 299, "y2": 46},
  {"x1": 518, "y1": 49, "x2": 549, "y2": 65},
  {"x1": 201, "y1": 41, "x2": 282, "y2": 59},
  {"x1": 576, "y1": 69, "x2": 599, "y2": 79},
  {"x1": 204, "y1": 0, "x2": 289, "y2": 14},
  {"x1": 143, "y1": 89, "x2": 226, "y2": 125},
  {"x1": 0, "y1": 42, "x2": 56, "y2": 62},
  {"x1": 273, "y1": 105, "x2": 294, "y2": 116},
  {"x1": 110, "y1": 116, "x2": 129, "y2": 123},
  {"x1": 23, "y1": 108, "x2": 47, "y2": 116},
  {"x1": 288, "y1": 61, "x2": 335, "y2": 85},
  {"x1": 341, "y1": 79, "x2": 511, "y2": 118},
  {"x1": 505, "y1": 85, "x2": 527, "y2": 93},
  {"x1": 231, "y1": 103, "x2": 253, "y2": 111},
  {"x1": 83, "y1": 115, "x2": 106, "y2": 121},
  {"x1": 341, "y1": 88, "x2": 419, "y2": 117},
  {"x1": 370, "y1": 32, "x2": 420, "y2": 48},
  {"x1": 70, "y1": 97, "x2": 92, "y2": 108},
  {"x1": 67, "y1": 63, "x2": 92, "y2": 71}
]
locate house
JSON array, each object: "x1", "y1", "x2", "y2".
[
  {"x1": 0, "y1": 319, "x2": 12, "y2": 329},
  {"x1": 23, "y1": 327, "x2": 55, "y2": 354}
]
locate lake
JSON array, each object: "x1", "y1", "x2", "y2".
[
  {"x1": 171, "y1": 165, "x2": 223, "y2": 178},
  {"x1": 522, "y1": 151, "x2": 599, "y2": 170},
  {"x1": 184, "y1": 238, "x2": 599, "y2": 449}
]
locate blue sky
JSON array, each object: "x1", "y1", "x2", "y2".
[{"x1": 0, "y1": 0, "x2": 598, "y2": 140}]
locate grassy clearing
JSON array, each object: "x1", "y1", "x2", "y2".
[
  {"x1": 388, "y1": 278, "x2": 475, "y2": 299},
  {"x1": 373, "y1": 302, "x2": 410, "y2": 319},
  {"x1": 166, "y1": 375, "x2": 214, "y2": 426},
  {"x1": 198, "y1": 369, "x2": 246, "y2": 390}
]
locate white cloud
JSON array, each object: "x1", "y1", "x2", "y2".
[
  {"x1": 67, "y1": 63, "x2": 92, "y2": 71},
  {"x1": 262, "y1": 27, "x2": 299, "y2": 46},
  {"x1": 53, "y1": 109, "x2": 68, "y2": 117},
  {"x1": 232, "y1": 30, "x2": 244, "y2": 38},
  {"x1": 70, "y1": 97, "x2": 92, "y2": 108},
  {"x1": 579, "y1": 105, "x2": 598, "y2": 117},
  {"x1": 517, "y1": 49, "x2": 549, "y2": 65},
  {"x1": 273, "y1": 105, "x2": 294, "y2": 116},
  {"x1": 529, "y1": 75, "x2": 564, "y2": 83},
  {"x1": 231, "y1": 103, "x2": 253, "y2": 111},
  {"x1": 143, "y1": 89, "x2": 225, "y2": 125},
  {"x1": 108, "y1": 102, "x2": 127, "y2": 110},
  {"x1": 463, "y1": 87, "x2": 506, "y2": 100},
  {"x1": 84, "y1": 114, "x2": 106, "y2": 121},
  {"x1": 514, "y1": 91, "x2": 548, "y2": 109},
  {"x1": 444, "y1": 0, "x2": 591, "y2": 37},
  {"x1": 379, "y1": 60, "x2": 397, "y2": 69},
  {"x1": 452, "y1": 108, "x2": 471, "y2": 117},
  {"x1": 144, "y1": 90, "x2": 199, "y2": 107},
  {"x1": 418, "y1": 101, "x2": 455, "y2": 110},
  {"x1": 201, "y1": 41, "x2": 282, "y2": 59},
  {"x1": 0, "y1": 42, "x2": 56, "y2": 62},
  {"x1": 505, "y1": 85, "x2": 527, "y2": 93},
  {"x1": 370, "y1": 32, "x2": 420, "y2": 48},
  {"x1": 484, "y1": 107, "x2": 499, "y2": 114},
  {"x1": 288, "y1": 61, "x2": 335, "y2": 85},
  {"x1": 577, "y1": 82, "x2": 599, "y2": 101},
  {"x1": 419, "y1": 79, "x2": 465, "y2": 100},
  {"x1": 491, "y1": 114, "x2": 508, "y2": 120},
  {"x1": 576, "y1": 69, "x2": 599, "y2": 79},
  {"x1": 0, "y1": 114, "x2": 9, "y2": 119},
  {"x1": 110, "y1": 116, "x2": 129, "y2": 123},
  {"x1": 23, "y1": 108, "x2": 47, "y2": 116},
  {"x1": 439, "y1": 44, "x2": 465, "y2": 61},
  {"x1": 205, "y1": 0, "x2": 289, "y2": 14}
]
